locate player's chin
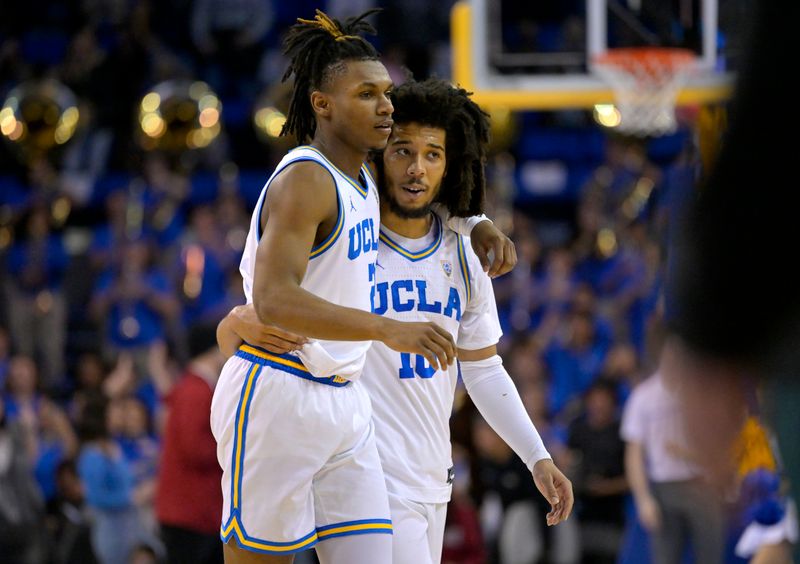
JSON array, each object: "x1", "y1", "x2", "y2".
[
  {"x1": 367, "y1": 137, "x2": 390, "y2": 151},
  {"x1": 367, "y1": 129, "x2": 392, "y2": 150}
]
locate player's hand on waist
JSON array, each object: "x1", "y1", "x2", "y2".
[
  {"x1": 380, "y1": 320, "x2": 456, "y2": 371},
  {"x1": 233, "y1": 304, "x2": 308, "y2": 354}
]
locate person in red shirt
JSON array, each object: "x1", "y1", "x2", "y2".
[
  {"x1": 441, "y1": 444, "x2": 487, "y2": 564},
  {"x1": 155, "y1": 323, "x2": 226, "y2": 564}
]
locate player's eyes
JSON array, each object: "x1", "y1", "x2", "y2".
[{"x1": 360, "y1": 91, "x2": 373, "y2": 98}]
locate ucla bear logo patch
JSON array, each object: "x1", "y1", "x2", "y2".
[{"x1": 441, "y1": 260, "x2": 452, "y2": 277}]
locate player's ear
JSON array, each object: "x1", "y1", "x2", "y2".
[{"x1": 311, "y1": 91, "x2": 331, "y2": 118}]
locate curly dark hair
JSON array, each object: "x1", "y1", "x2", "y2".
[
  {"x1": 373, "y1": 78, "x2": 490, "y2": 217},
  {"x1": 280, "y1": 9, "x2": 382, "y2": 144}
]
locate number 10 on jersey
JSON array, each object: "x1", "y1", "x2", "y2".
[{"x1": 399, "y1": 353, "x2": 436, "y2": 379}]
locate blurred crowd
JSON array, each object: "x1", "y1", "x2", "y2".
[{"x1": 0, "y1": 1, "x2": 792, "y2": 564}]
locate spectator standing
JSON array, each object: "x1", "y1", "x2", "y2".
[
  {"x1": 76, "y1": 398, "x2": 147, "y2": 564},
  {"x1": 566, "y1": 378, "x2": 627, "y2": 563},
  {"x1": 155, "y1": 323, "x2": 226, "y2": 564},
  {"x1": 47, "y1": 458, "x2": 99, "y2": 564},
  {"x1": 3, "y1": 355, "x2": 79, "y2": 505},
  {"x1": 621, "y1": 357, "x2": 726, "y2": 564},
  {"x1": 116, "y1": 395, "x2": 161, "y2": 539},
  {"x1": 0, "y1": 396, "x2": 47, "y2": 564},
  {"x1": 4, "y1": 203, "x2": 69, "y2": 390},
  {"x1": 89, "y1": 234, "x2": 180, "y2": 377}
]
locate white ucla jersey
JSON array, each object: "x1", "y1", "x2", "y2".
[
  {"x1": 363, "y1": 215, "x2": 503, "y2": 503},
  {"x1": 240, "y1": 145, "x2": 380, "y2": 381}
]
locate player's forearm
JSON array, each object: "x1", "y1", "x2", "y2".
[
  {"x1": 462, "y1": 356, "x2": 551, "y2": 469},
  {"x1": 624, "y1": 442, "x2": 654, "y2": 503},
  {"x1": 217, "y1": 310, "x2": 244, "y2": 357},
  {"x1": 254, "y1": 282, "x2": 393, "y2": 343}
]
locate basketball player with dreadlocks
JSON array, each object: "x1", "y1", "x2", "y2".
[
  {"x1": 210, "y1": 10, "x2": 515, "y2": 564},
  {"x1": 218, "y1": 78, "x2": 574, "y2": 564}
]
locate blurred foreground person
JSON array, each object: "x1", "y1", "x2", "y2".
[{"x1": 665, "y1": 1, "x2": 800, "y2": 561}]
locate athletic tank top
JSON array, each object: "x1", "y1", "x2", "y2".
[{"x1": 239, "y1": 145, "x2": 380, "y2": 381}]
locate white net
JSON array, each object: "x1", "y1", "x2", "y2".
[{"x1": 593, "y1": 48, "x2": 696, "y2": 137}]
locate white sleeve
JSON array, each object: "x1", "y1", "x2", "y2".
[
  {"x1": 620, "y1": 379, "x2": 648, "y2": 443},
  {"x1": 431, "y1": 204, "x2": 490, "y2": 237},
  {"x1": 462, "y1": 355, "x2": 551, "y2": 471},
  {"x1": 458, "y1": 249, "x2": 503, "y2": 350}
]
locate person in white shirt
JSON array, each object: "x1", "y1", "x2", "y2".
[
  {"x1": 621, "y1": 346, "x2": 726, "y2": 564},
  {"x1": 219, "y1": 77, "x2": 573, "y2": 564}
]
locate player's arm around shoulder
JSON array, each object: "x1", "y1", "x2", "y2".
[
  {"x1": 436, "y1": 208, "x2": 517, "y2": 278},
  {"x1": 469, "y1": 220, "x2": 517, "y2": 278}
]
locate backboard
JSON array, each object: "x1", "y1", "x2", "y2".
[{"x1": 451, "y1": 0, "x2": 744, "y2": 110}]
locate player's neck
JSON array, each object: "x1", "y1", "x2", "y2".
[
  {"x1": 311, "y1": 135, "x2": 365, "y2": 180},
  {"x1": 380, "y1": 209, "x2": 433, "y2": 239}
]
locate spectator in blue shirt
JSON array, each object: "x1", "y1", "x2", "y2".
[
  {"x1": 76, "y1": 397, "x2": 146, "y2": 564},
  {"x1": 89, "y1": 235, "x2": 180, "y2": 381}
]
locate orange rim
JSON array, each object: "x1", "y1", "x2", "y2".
[{"x1": 593, "y1": 47, "x2": 696, "y2": 75}]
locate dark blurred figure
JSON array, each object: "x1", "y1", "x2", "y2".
[
  {"x1": 664, "y1": 1, "x2": 800, "y2": 562},
  {"x1": 155, "y1": 322, "x2": 226, "y2": 564},
  {"x1": 566, "y1": 378, "x2": 627, "y2": 563},
  {"x1": 47, "y1": 459, "x2": 99, "y2": 564},
  {"x1": 0, "y1": 395, "x2": 47, "y2": 564},
  {"x1": 377, "y1": 0, "x2": 453, "y2": 79},
  {"x1": 0, "y1": 326, "x2": 10, "y2": 388},
  {"x1": 190, "y1": 0, "x2": 273, "y2": 101}
]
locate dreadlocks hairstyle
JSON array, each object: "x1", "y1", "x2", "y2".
[
  {"x1": 376, "y1": 78, "x2": 491, "y2": 217},
  {"x1": 280, "y1": 9, "x2": 382, "y2": 144}
]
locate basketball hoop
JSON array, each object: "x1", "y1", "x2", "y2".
[{"x1": 592, "y1": 47, "x2": 697, "y2": 137}]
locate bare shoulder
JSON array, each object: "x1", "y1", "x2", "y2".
[{"x1": 264, "y1": 160, "x2": 338, "y2": 226}]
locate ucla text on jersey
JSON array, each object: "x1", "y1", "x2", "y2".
[
  {"x1": 238, "y1": 145, "x2": 381, "y2": 381},
  {"x1": 372, "y1": 279, "x2": 462, "y2": 321}
]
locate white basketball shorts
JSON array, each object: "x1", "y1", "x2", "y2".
[
  {"x1": 210, "y1": 346, "x2": 392, "y2": 555},
  {"x1": 388, "y1": 490, "x2": 448, "y2": 564}
]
